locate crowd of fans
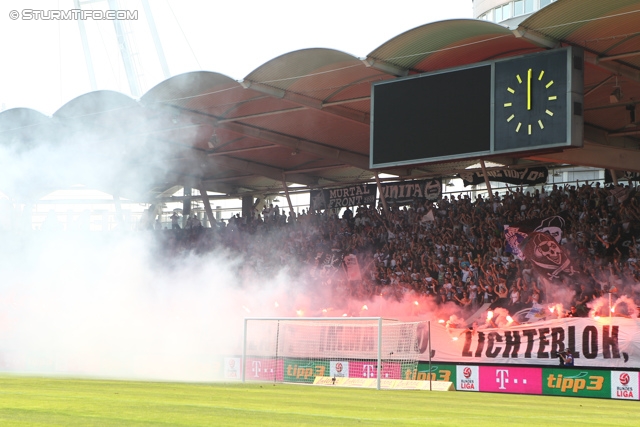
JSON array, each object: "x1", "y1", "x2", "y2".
[{"x1": 156, "y1": 181, "x2": 640, "y2": 319}]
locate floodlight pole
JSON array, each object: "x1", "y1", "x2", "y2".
[{"x1": 377, "y1": 317, "x2": 382, "y2": 391}]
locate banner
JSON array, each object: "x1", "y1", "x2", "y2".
[
  {"x1": 344, "y1": 254, "x2": 362, "y2": 281},
  {"x1": 311, "y1": 249, "x2": 345, "y2": 277},
  {"x1": 424, "y1": 317, "x2": 640, "y2": 368},
  {"x1": 251, "y1": 318, "x2": 640, "y2": 369},
  {"x1": 379, "y1": 178, "x2": 442, "y2": 204},
  {"x1": 504, "y1": 213, "x2": 568, "y2": 259},
  {"x1": 605, "y1": 170, "x2": 640, "y2": 183},
  {"x1": 520, "y1": 232, "x2": 575, "y2": 280},
  {"x1": 458, "y1": 166, "x2": 548, "y2": 187},
  {"x1": 310, "y1": 184, "x2": 376, "y2": 211}
]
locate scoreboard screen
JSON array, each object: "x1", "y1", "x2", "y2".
[{"x1": 370, "y1": 47, "x2": 583, "y2": 169}]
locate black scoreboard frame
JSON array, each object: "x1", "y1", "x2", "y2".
[{"x1": 370, "y1": 46, "x2": 584, "y2": 169}]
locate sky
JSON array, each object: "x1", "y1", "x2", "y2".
[{"x1": 0, "y1": 0, "x2": 474, "y2": 115}]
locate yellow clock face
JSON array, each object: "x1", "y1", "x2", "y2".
[{"x1": 503, "y1": 68, "x2": 558, "y2": 136}]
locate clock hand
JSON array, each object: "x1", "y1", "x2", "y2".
[{"x1": 527, "y1": 68, "x2": 532, "y2": 111}]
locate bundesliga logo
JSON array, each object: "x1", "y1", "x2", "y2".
[
  {"x1": 616, "y1": 373, "x2": 634, "y2": 398},
  {"x1": 619, "y1": 373, "x2": 630, "y2": 386},
  {"x1": 228, "y1": 359, "x2": 235, "y2": 368},
  {"x1": 463, "y1": 367, "x2": 472, "y2": 379}
]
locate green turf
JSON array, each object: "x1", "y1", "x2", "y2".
[{"x1": 0, "y1": 376, "x2": 637, "y2": 426}]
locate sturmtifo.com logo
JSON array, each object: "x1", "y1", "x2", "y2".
[{"x1": 9, "y1": 9, "x2": 138, "y2": 21}]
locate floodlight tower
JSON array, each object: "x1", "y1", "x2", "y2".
[{"x1": 74, "y1": 0, "x2": 171, "y2": 97}]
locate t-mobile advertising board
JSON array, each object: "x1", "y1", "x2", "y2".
[
  {"x1": 348, "y1": 361, "x2": 402, "y2": 379},
  {"x1": 244, "y1": 357, "x2": 284, "y2": 382},
  {"x1": 479, "y1": 366, "x2": 543, "y2": 394},
  {"x1": 456, "y1": 365, "x2": 542, "y2": 394}
]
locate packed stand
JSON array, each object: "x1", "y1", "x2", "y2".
[{"x1": 155, "y1": 182, "x2": 640, "y2": 318}]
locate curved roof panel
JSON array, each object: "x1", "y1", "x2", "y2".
[
  {"x1": 0, "y1": 108, "x2": 55, "y2": 151},
  {"x1": 244, "y1": 48, "x2": 388, "y2": 114},
  {"x1": 245, "y1": 49, "x2": 361, "y2": 91},
  {"x1": 141, "y1": 71, "x2": 251, "y2": 115},
  {"x1": 0, "y1": 107, "x2": 49, "y2": 129},
  {"x1": 368, "y1": 19, "x2": 539, "y2": 73},
  {"x1": 53, "y1": 90, "x2": 139, "y2": 119},
  {"x1": 520, "y1": 0, "x2": 640, "y2": 68}
]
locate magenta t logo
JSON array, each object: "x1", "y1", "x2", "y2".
[
  {"x1": 496, "y1": 369, "x2": 509, "y2": 390},
  {"x1": 362, "y1": 364, "x2": 375, "y2": 378},
  {"x1": 252, "y1": 361, "x2": 262, "y2": 378}
]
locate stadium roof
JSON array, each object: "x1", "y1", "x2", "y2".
[{"x1": 1, "y1": 0, "x2": 640, "y2": 202}]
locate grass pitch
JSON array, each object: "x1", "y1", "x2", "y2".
[{"x1": 0, "y1": 376, "x2": 637, "y2": 426}]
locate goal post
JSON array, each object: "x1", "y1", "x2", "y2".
[{"x1": 242, "y1": 317, "x2": 422, "y2": 390}]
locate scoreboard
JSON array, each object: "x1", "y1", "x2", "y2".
[{"x1": 370, "y1": 47, "x2": 584, "y2": 169}]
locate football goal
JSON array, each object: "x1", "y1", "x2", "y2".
[{"x1": 242, "y1": 317, "x2": 422, "y2": 390}]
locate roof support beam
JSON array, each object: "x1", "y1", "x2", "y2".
[
  {"x1": 586, "y1": 54, "x2": 640, "y2": 84},
  {"x1": 362, "y1": 58, "x2": 409, "y2": 77},
  {"x1": 208, "y1": 144, "x2": 277, "y2": 156},
  {"x1": 217, "y1": 107, "x2": 305, "y2": 124},
  {"x1": 599, "y1": 50, "x2": 640, "y2": 62},
  {"x1": 322, "y1": 96, "x2": 370, "y2": 107},
  {"x1": 584, "y1": 75, "x2": 614, "y2": 97},
  {"x1": 241, "y1": 80, "x2": 369, "y2": 125},
  {"x1": 512, "y1": 28, "x2": 559, "y2": 49}
]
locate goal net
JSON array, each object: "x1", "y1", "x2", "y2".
[{"x1": 242, "y1": 317, "x2": 421, "y2": 389}]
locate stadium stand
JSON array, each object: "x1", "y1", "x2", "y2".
[{"x1": 152, "y1": 181, "x2": 640, "y2": 319}]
